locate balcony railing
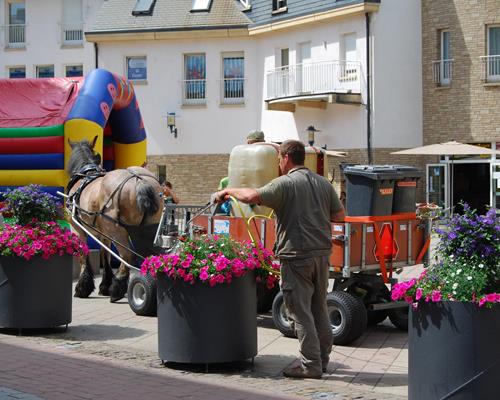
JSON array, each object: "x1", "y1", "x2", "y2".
[
  {"x1": 219, "y1": 78, "x2": 245, "y2": 104},
  {"x1": 266, "y1": 60, "x2": 361, "y2": 100},
  {"x1": 432, "y1": 59, "x2": 453, "y2": 86},
  {"x1": 181, "y1": 79, "x2": 206, "y2": 105},
  {"x1": 62, "y1": 22, "x2": 84, "y2": 45},
  {"x1": 5, "y1": 24, "x2": 26, "y2": 48},
  {"x1": 480, "y1": 55, "x2": 500, "y2": 82}
]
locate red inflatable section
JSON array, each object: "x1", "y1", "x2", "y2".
[
  {"x1": 0, "y1": 136, "x2": 64, "y2": 154},
  {"x1": 0, "y1": 78, "x2": 82, "y2": 128}
]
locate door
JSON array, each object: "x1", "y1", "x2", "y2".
[
  {"x1": 297, "y1": 42, "x2": 311, "y2": 94},
  {"x1": 492, "y1": 163, "x2": 500, "y2": 214},
  {"x1": 440, "y1": 30, "x2": 451, "y2": 85},
  {"x1": 427, "y1": 164, "x2": 448, "y2": 210}
]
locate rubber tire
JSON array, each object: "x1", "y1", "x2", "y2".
[
  {"x1": 271, "y1": 291, "x2": 296, "y2": 338},
  {"x1": 127, "y1": 274, "x2": 157, "y2": 316},
  {"x1": 350, "y1": 283, "x2": 390, "y2": 326},
  {"x1": 328, "y1": 290, "x2": 368, "y2": 346},
  {"x1": 388, "y1": 305, "x2": 409, "y2": 331},
  {"x1": 257, "y1": 281, "x2": 280, "y2": 313}
]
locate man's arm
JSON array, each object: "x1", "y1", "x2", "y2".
[
  {"x1": 213, "y1": 187, "x2": 262, "y2": 204},
  {"x1": 331, "y1": 208, "x2": 345, "y2": 223}
]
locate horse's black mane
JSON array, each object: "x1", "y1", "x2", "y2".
[{"x1": 68, "y1": 140, "x2": 101, "y2": 176}]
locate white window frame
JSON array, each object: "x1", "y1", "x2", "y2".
[
  {"x1": 6, "y1": 0, "x2": 26, "y2": 48},
  {"x1": 61, "y1": 0, "x2": 83, "y2": 46},
  {"x1": 182, "y1": 53, "x2": 207, "y2": 105},
  {"x1": 272, "y1": 0, "x2": 287, "y2": 13},
  {"x1": 486, "y1": 25, "x2": 500, "y2": 82},
  {"x1": 220, "y1": 52, "x2": 245, "y2": 105},
  {"x1": 64, "y1": 64, "x2": 83, "y2": 77},
  {"x1": 35, "y1": 65, "x2": 55, "y2": 78},
  {"x1": 126, "y1": 56, "x2": 148, "y2": 82},
  {"x1": 439, "y1": 30, "x2": 452, "y2": 85},
  {"x1": 7, "y1": 65, "x2": 26, "y2": 78}
]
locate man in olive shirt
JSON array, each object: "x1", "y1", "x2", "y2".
[{"x1": 213, "y1": 140, "x2": 345, "y2": 379}]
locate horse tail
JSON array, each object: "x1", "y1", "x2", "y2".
[{"x1": 136, "y1": 180, "x2": 160, "y2": 216}]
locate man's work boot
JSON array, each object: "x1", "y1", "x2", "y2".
[{"x1": 283, "y1": 365, "x2": 322, "y2": 379}]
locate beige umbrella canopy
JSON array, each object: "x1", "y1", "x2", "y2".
[{"x1": 391, "y1": 141, "x2": 500, "y2": 155}]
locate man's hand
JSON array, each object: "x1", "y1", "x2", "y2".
[{"x1": 210, "y1": 190, "x2": 227, "y2": 204}]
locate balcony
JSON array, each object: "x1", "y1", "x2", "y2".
[
  {"x1": 4, "y1": 24, "x2": 26, "y2": 48},
  {"x1": 219, "y1": 78, "x2": 245, "y2": 105},
  {"x1": 266, "y1": 60, "x2": 361, "y2": 111},
  {"x1": 481, "y1": 55, "x2": 500, "y2": 83},
  {"x1": 432, "y1": 59, "x2": 453, "y2": 86},
  {"x1": 62, "y1": 22, "x2": 84, "y2": 46},
  {"x1": 181, "y1": 79, "x2": 206, "y2": 105}
]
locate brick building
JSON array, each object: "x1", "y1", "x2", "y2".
[{"x1": 421, "y1": 0, "x2": 500, "y2": 214}]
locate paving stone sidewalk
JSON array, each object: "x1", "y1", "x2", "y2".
[{"x1": 0, "y1": 263, "x2": 427, "y2": 400}]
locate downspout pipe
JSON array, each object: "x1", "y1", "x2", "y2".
[
  {"x1": 365, "y1": 12, "x2": 373, "y2": 165},
  {"x1": 94, "y1": 42, "x2": 99, "y2": 69}
]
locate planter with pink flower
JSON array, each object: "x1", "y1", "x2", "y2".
[
  {"x1": 391, "y1": 204, "x2": 499, "y2": 400},
  {"x1": 141, "y1": 234, "x2": 279, "y2": 365},
  {"x1": 0, "y1": 186, "x2": 88, "y2": 330}
]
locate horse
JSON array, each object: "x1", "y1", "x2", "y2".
[{"x1": 66, "y1": 137, "x2": 164, "y2": 302}]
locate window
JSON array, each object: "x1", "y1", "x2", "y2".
[
  {"x1": 272, "y1": 0, "x2": 287, "y2": 12},
  {"x1": 157, "y1": 165, "x2": 166, "y2": 184},
  {"x1": 221, "y1": 53, "x2": 244, "y2": 104},
  {"x1": 36, "y1": 65, "x2": 54, "y2": 78},
  {"x1": 132, "y1": 0, "x2": 156, "y2": 16},
  {"x1": 126, "y1": 56, "x2": 147, "y2": 81},
  {"x1": 62, "y1": 0, "x2": 83, "y2": 45},
  {"x1": 7, "y1": 1, "x2": 26, "y2": 48},
  {"x1": 280, "y1": 48, "x2": 289, "y2": 68},
  {"x1": 435, "y1": 30, "x2": 452, "y2": 85},
  {"x1": 486, "y1": 26, "x2": 500, "y2": 81},
  {"x1": 65, "y1": 64, "x2": 83, "y2": 77},
  {"x1": 183, "y1": 54, "x2": 206, "y2": 104},
  {"x1": 191, "y1": 0, "x2": 212, "y2": 12},
  {"x1": 341, "y1": 33, "x2": 358, "y2": 77},
  {"x1": 8, "y1": 66, "x2": 25, "y2": 79}
]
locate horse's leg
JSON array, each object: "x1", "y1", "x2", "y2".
[
  {"x1": 109, "y1": 232, "x2": 132, "y2": 303},
  {"x1": 98, "y1": 246, "x2": 115, "y2": 296},
  {"x1": 74, "y1": 253, "x2": 96, "y2": 298}
]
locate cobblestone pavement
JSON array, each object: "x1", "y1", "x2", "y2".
[{"x1": 0, "y1": 263, "x2": 426, "y2": 400}]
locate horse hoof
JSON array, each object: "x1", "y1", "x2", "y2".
[
  {"x1": 98, "y1": 286, "x2": 110, "y2": 296},
  {"x1": 74, "y1": 271, "x2": 95, "y2": 298},
  {"x1": 109, "y1": 277, "x2": 128, "y2": 303}
]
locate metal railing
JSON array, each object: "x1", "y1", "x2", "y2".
[
  {"x1": 5, "y1": 24, "x2": 25, "y2": 48},
  {"x1": 62, "y1": 21, "x2": 83, "y2": 45},
  {"x1": 480, "y1": 55, "x2": 500, "y2": 82},
  {"x1": 181, "y1": 79, "x2": 206, "y2": 104},
  {"x1": 219, "y1": 78, "x2": 245, "y2": 104},
  {"x1": 266, "y1": 60, "x2": 361, "y2": 100},
  {"x1": 432, "y1": 59, "x2": 453, "y2": 86}
]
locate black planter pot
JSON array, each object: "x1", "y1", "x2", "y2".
[
  {"x1": 157, "y1": 272, "x2": 257, "y2": 364},
  {"x1": 0, "y1": 255, "x2": 73, "y2": 329},
  {"x1": 409, "y1": 301, "x2": 500, "y2": 400}
]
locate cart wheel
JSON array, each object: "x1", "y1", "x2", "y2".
[
  {"x1": 257, "y1": 281, "x2": 280, "y2": 313},
  {"x1": 127, "y1": 274, "x2": 157, "y2": 316},
  {"x1": 388, "y1": 305, "x2": 409, "y2": 331},
  {"x1": 271, "y1": 291, "x2": 296, "y2": 338},
  {"x1": 349, "y1": 283, "x2": 390, "y2": 326},
  {"x1": 327, "y1": 291, "x2": 367, "y2": 346}
]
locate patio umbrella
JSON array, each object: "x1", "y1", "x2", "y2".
[
  {"x1": 391, "y1": 141, "x2": 500, "y2": 214},
  {"x1": 391, "y1": 140, "x2": 500, "y2": 156}
]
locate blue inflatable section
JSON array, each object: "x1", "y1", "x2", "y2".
[
  {"x1": 103, "y1": 160, "x2": 114, "y2": 172},
  {"x1": 108, "y1": 103, "x2": 146, "y2": 144},
  {"x1": 0, "y1": 153, "x2": 64, "y2": 170}
]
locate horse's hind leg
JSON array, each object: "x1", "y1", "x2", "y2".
[
  {"x1": 109, "y1": 261, "x2": 129, "y2": 303},
  {"x1": 98, "y1": 247, "x2": 115, "y2": 296},
  {"x1": 74, "y1": 254, "x2": 96, "y2": 298}
]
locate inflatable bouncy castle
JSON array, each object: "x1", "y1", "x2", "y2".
[{"x1": 0, "y1": 69, "x2": 147, "y2": 197}]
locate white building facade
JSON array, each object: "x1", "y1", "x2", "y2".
[{"x1": 0, "y1": 0, "x2": 103, "y2": 79}]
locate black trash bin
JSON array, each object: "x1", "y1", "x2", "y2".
[
  {"x1": 391, "y1": 165, "x2": 423, "y2": 213},
  {"x1": 342, "y1": 165, "x2": 400, "y2": 216}
]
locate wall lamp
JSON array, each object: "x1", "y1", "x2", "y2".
[
  {"x1": 306, "y1": 125, "x2": 321, "y2": 146},
  {"x1": 167, "y1": 112, "x2": 178, "y2": 138}
]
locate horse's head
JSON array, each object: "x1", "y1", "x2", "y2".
[{"x1": 68, "y1": 136, "x2": 101, "y2": 176}]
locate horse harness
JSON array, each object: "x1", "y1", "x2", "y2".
[{"x1": 67, "y1": 164, "x2": 156, "y2": 229}]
